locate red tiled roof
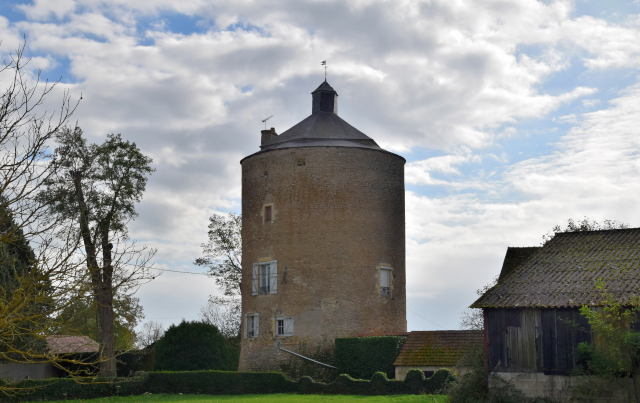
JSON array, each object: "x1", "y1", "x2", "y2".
[
  {"x1": 393, "y1": 331, "x2": 483, "y2": 367},
  {"x1": 472, "y1": 228, "x2": 640, "y2": 308},
  {"x1": 46, "y1": 336, "x2": 99, "y2": 354}
]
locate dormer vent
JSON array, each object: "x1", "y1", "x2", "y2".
[{"x1": 312, "y1": 81, "x2": 338, "y2": 115}]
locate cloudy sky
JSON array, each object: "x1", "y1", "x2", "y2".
[{"x1": 2, "y1": 0, "x2": 640, "y2": 332}]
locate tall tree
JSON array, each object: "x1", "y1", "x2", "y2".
[{"x1": 41, "y1": 126, "x2": 155, "y2": 377}]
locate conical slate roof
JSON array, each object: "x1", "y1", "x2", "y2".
[
  {"x1": 311, "y1": 80, "x2": 338, "y2": 94},
  {"x1": 260, "y1": 81, "x2": 382, "y2": 151}
]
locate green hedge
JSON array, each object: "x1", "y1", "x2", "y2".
[
  {"x1": 0, "y1": 368, "x2": 455, "y2": 401},
  {"x1": 334, "y1": 336, "x2": 406, "y2": 379}
]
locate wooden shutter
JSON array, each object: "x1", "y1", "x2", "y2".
[
  {"x1": 244, "y1": 314, "x2": 247, "y2": 338},
  {"x1": 284, "y1": 317, "x2": 294, "y2": 336},
  {"x1": 252, "y1": 263, "x2": 259, "y2": 295},
  {"x1": 270, "y1": 260, "x2": 277, "y2": 294}
]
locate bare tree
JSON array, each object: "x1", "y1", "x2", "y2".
[
  {"x1": 199, "y1": 296, "x2": 241, "y2": 339},
  {"x1": 0, "y1": 39, "x2": 106, "y2": 392},
  {"x1": 459, "y1": 276, "x2": 498, "y2": 331},
  {"x1": 137, "y1": 321, "x2": 165, "y2": 349},
  {"x1": 195, "y1": 214, "x2": 241, "y2": 336}
]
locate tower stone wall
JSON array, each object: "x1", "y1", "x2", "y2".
[{"x1": 238, "y1": 82, "x2": 406, "y2": 372}]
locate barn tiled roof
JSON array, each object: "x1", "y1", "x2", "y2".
[
  {"x1": 393, "y1": 331, "x2": 483, "y2": 367},
  {"x1": 498, "y1": 246, "x2": 541, "y2": 281},
  {"x1": 472, "y1": 228, "x2": 640, "y2": 308},
  {"x1": 46, "y1": 335, "x2": 99, "y2": 354}
]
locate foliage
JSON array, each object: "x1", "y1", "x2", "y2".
[
  {"x1": 7, "y1": 395, "x2": 450, "y2": 403},
  {"x1": 568, "y1": 281, "x2": 640, "y2": 401},
  {"x1": 0, "y1": 369, "x2": 456, "y2": 401},
  {"x1": 50, "y1": 349, "x2": 155, "y2": 378},
  {"x1": 199, "y1": 296, "x2": 241, "y2": 340},
  {"x1": 0, "y1": 39, "x2": 110, "y2": 392},
  {"x1": 576, "y1": 281, "x2": 640, "y2": 377},
  {"x1": 53, "y1": 290, "x2": 144, "y2": 351},
  {"x1": 334, "y1": 336, "x2": 406, "y2": 379},
  {"x1": 137, "y1": 321, "x2": 165, "y2": 349},
  {"x1": 194, "y1": 213, "x2": 242, "y2": 298},
  {"x1": 0, "y1": 206, "x2": 50, "y2": 355},
  {"x1": 445, "y1": 346, "x2": 548, "y2": 403},
  {"x1": 541, "y1": 216, "x2": 629, "y2": 245},
  {"x1": 154, "y1": 320, "x2": 238, "y2": 371},
  {"x1": 459, "y1": 275, "x2": 498, "y2": 331},
  {"x1": 40, "y1": 126, "x2": 156, "y2": 376}
]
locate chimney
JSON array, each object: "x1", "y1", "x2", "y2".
[{"x1": 261, "y1": 127, "x2": 278, "y2": 145}]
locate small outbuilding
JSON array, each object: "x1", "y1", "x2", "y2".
[
  {"x1": 393, "y1": 330, "x2": 483, "y2": 380},
  {"x1": 472, "y1": 228, "x2": 640, "y2": 399},
  {"x1": 0, "y1": 335, "x2": 99, "y2": 381}
]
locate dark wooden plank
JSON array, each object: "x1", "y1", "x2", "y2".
[
  {"x1": 535, "y1": 309, "x2": 543, "y2": 370},
  {"x1": 555, "y1": 308, "x2": 573, "y2": 370},
  {"x1": 541, "y1": 308, "x2": 556, "y2": 371}
]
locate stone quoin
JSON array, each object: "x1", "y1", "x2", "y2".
[{"x1": 239, "y1": 81, "x2": 407, "y2": 371}]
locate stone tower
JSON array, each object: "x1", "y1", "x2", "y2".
[{"x1": 239, "y1": 81, "x2": 406, "y2": 371}]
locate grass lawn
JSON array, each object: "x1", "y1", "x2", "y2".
[{"x1": 42, "y1": 394, "x2": 448, "y2": 403}]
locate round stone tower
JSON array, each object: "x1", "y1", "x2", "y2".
[{"x1": 239, "y1": 81, "x2": 406, "y2": 371}]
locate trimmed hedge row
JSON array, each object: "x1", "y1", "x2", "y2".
[
  {"x1": 0, "y1": 369, "x2": 455, "y2": 401},
  {"x1": 334, "y1": 336, "x2": 406, "y2": 379}
]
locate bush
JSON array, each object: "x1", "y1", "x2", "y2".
[
  {"x1": 154, "y1": 320, "x2": 237, "y2": 371},
  {"x1": 0, "y1": 367, "x2": 456, "y2": 401},
  {"x1": 334, "y1": 336, "x2": 406, "y2": 379}
]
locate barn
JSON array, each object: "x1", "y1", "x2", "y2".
[{"x1": 472, "y1": 228, "x2": 640, "y2": 398}]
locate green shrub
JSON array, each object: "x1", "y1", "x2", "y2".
[
  {"x1": 0, "y1": 367, "x2": 456, "y2": 401},
  {"x1": 334, "y1": 336, "x2": 406, "y2": 379},
  {"x1": 154, "y1": 320, "x2": 236, "y2": 371}
]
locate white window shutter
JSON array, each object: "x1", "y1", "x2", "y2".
[
  {"x1": 255, "y1": 313, "x2": 259, "y2": 337},
  {"x1": 252, "y1": 263, "x2": 259, "y2": 295},
  {"x1": 285, "y1": 317, "x2": 294, "y2": 336},
  {"x1": 270, "y1": 261, "x2": 277, "y2": 294},
  {"x1": 244, "y1": 314, "x2": 247, "y2": 338}
]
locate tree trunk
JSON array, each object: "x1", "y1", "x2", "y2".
[{"x1": 71, "y1": 171, "x2": 117, "y2": 377}]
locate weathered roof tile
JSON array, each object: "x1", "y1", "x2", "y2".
[
  {"x1": 472, "y1": 228, "x2": 640, "y2": 308},
  {"x1": 393, "y1": 330, "x2": 483, "y2": 367}
]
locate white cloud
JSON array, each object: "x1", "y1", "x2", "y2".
[
  {"x1": 3, "y1": 0, "x2": 640, "y2": 330},
  {"x1": 405, "y1": 83, "x2": 640, "y2": 329}
]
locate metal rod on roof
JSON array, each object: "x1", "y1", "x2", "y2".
[{"x1": 277, "y1": 343, "x2": 337, "y2": 369}]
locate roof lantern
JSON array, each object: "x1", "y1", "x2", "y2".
[{"x1": 311, "y1": 80, "x2": 338, "y2": 115}]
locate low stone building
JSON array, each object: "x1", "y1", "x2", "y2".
[
  {"x1": 393, "y1": 330, "x2": 483, "y2": 380},
  {"x1": 472, "y1": 228, "x2": 640, "y2": 400}
]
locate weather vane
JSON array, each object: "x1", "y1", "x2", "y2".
[
  {"x1": 261, "y1": 115, "x2": 273, "y2": 130},
  {"x1": 321, "y1": 60, "x2": 327, "y2": 80}
]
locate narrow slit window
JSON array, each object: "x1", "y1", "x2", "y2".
[
  {"x1": 265, "y1": 205, "x2": 272, "y2": 222},
  {"x1": 380, "y1": 267, "x2": 390, "y2": 295}
]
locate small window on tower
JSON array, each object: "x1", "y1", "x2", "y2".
[
  {"x1": 265, "y1": 205, "x2": 272, "y2": 222},
  {"x1": 276, "y1": 317, "x2": 294, "y2": 337},
  {"x1": 244, "y1": 313, "x2": 259, "y2": 338},
  {"x1": 260, "y1": 262, "x2": 271, "y2": 294},
  {"x1": 380, "y1": 267, "x2": 391, "y2": 295}
]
